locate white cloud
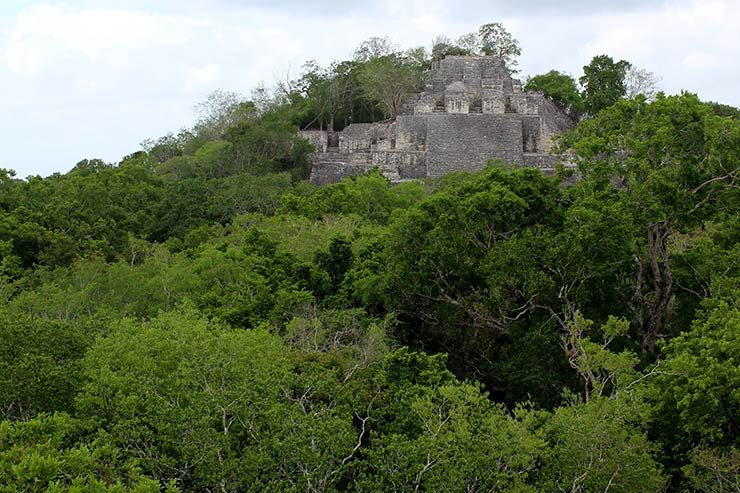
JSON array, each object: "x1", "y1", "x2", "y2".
[
  {"x1": 513, "y1": 0, "x2": 739, "y2": 104},
  {"x1": 0, "y1": 0, "x2": 738, "y2": 177},
  {"x1": 184, "y1": 63, "x2": 222, "y2": 93},
  {"x1": 5, "y1": 4, "x2": 208, "y2": 75}
]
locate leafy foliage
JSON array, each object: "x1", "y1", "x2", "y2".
[
  {"x1": 0, "y1": 33, "x2": 737, "y2": 493},
  {"x1": 525, "y1": 70, "x2": 584, "y2": 119},
  {"x1": 579, "y1": 54, "x2": 632, "y2": 115},
  {"x1": 0, "y1": 413, "x2": 176, "y2": 492},
  {"x1": 356, "y1": 55, "x2": 423, "y2": 118},
  {"x1": 650, "y1": 302, "x2": 739, "y2": 448}
]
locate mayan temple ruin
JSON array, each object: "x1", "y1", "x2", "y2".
[{"x1": 300, "y1": 55, "x2": 576, "y2": 185}]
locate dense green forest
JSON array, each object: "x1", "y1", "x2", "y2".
[{"x1": 1, "y1": 26, "x2": 738, "y2": 492}]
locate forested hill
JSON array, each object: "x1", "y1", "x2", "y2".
[{"x1": 1, "y1": 28, "x2": 739, "y2": 493}]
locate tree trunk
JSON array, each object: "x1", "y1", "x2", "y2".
[{"x1": 640, "y1": 222, "x2": 673, "y2": 353}]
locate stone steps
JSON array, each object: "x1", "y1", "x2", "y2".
[
  {"x1": 315, "y1": 157, "x2": 348, "y2": 163},
  {"x1": 313, "y1": 151, "x2": 372, "y2": 166}
]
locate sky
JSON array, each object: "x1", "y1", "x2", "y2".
[{"x1": 1, "y1": 0, "x2": 738, "y2": 177}]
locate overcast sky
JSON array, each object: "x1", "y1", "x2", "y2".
[{"x1": 1, "y1": 0, "x2": 738, "y2": 177}]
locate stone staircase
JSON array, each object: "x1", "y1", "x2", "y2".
[
  {"x1": 314, "y1": 154, "x2": 347, "y2": 165},
  {"x1": 313, "y1": 150, "x2": 372, "y2": 166}
]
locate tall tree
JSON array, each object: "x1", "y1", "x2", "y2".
[
  {"x1": 298, "y1": 61, "x2": 351, "y2": 131},
  {"x1": 524, "y1": 70, "x2": 584, "y2": 119},
  {"x1": 708, "y1": 101, "x2": 740, "y2": 120},
  {"x1": 478, "y1": 22, "x2": 522, "y2": 72},
  {"x1": 193, "y1": 90, "x2": 257, "y2": 141},
  {"x1": 431, "y1": 34, "x2": 470, "y2": 61},
  {"x1": 357, "y1": 55, "x2": 422, "y2": 118},
  {"x1": 455, "y1": 22, "x2": 522, "y2": 72},
  {"x1": 624, "y1": 66, "x2": 661, "y2": 101},
  {"x1": 558, "y1": 93, "x2": 740, "y2": 351},
  {"x1": 76, "y1": 309, "x2": 357, "y2": 491},
  {"x1": 353, "y1": 36, "x2": 397, "y2": 62},
  {"x1": 579, "y1": 54, "x2": 632, "y2": 115},
  {"x1": 0, "y1": 413, "x2": 177, "y2": 492}
]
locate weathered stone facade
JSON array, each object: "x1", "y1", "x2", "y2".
[{"x1": 301, "y1": 56, "x2": 575, "y2": 185}]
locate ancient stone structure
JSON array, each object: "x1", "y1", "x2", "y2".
[{"x1": 301, "y1": 56, "x2": 575, "y2": 185}]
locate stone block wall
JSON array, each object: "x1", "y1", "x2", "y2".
[
  {"x1": 521, "y1": 116, "x2": 541, "y2": 153},
  {"x1": 426, "y1": 114, "x2": 524, "y2": 178},
  {"x1": 338, "y1": 124, "x2": 372, "y2": 151},
  {"x1": 349, "y1": 152, "x2": 372, "y2": 164},
  {"x1": 510, "y1": 94, "x2": 541, "y2": 115},
  {"x1": 299, "y1": 130, "x2": 328, "y2": 153},
  {"x1": 338, "y1": 123, "x2": 395, "y2": 152},
  {"x1": 309, "y1": 161, "x2": 375, "y2": 185},
  {"x1": 523, "y1": 153, "x2": 559, "y2": 171},
  {"x1": 410, "y1": 94, "x2": 437, "y2": 114},
  {"x1": 537, "y1": 95, "x2": 576, "y2": 150},
  {"x1": 395, "y1": 115, "x2": 428, "y2": 150},
  {"x1": 371, "y1": 151, "x2": 427, "y2": 179},
  {"x1": 483, "y1": 93, "x2": 506, "y2": 114}
]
